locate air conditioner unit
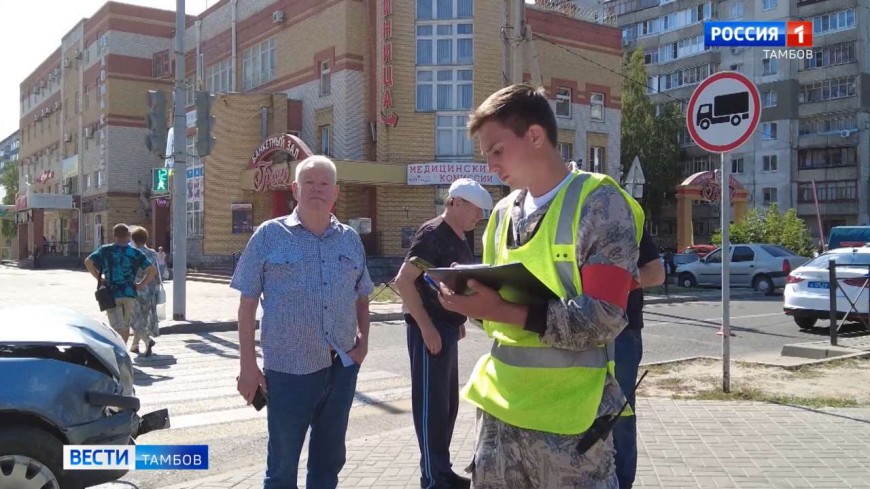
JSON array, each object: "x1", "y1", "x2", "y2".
[
  {"x1": 840, "y1": 129, "x2": 852, "y2": 138},
  {"x1": 64, "y1": 133, "x2": 72, "y2": 142},
  {"x1": 272, "y1": 10, "x2": 286, "y2": 23}
]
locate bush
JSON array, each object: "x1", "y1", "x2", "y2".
[{"x1": 712, "y1": 204, "x2": 814, "y2": 256}]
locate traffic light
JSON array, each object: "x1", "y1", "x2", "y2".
[
  {"x1": 152, "y1": 167, "x2": 170, "y2": 193},
  {"x1": 145, "y1": 90, "x2": 168, "y2": 157},
  {"x1": 194, "y1": 91, "x2": 216, "y2": 156}
]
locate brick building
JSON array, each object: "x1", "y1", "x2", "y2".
[
  {"x1": 16, "y1": 2, "x2": 182, "y2": 260},
  {"x1": 17, "y1": 0, "x2": 624, "y2": 265},
  {"x1": 180, "y1": 0, "x2": 625, "y2": 263}
]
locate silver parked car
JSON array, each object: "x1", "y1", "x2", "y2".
[{"x1": 674, "y1": 244, "x2": 810, "y2": 295}]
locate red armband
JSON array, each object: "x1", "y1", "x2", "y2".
[{"x1": 580, "y1": 264, "x2": 636, "y2": 310}]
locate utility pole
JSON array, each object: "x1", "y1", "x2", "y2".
[
  {"x1": 172, "y1": 0, "x2": 188, "y2": 320},
  {"x1": 510, "y1": 0, "x2": 525, "y2": 85}
]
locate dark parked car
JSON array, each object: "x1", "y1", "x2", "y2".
[{"x1": 0, "y1": 306, "x2": 169, "y2": 489}]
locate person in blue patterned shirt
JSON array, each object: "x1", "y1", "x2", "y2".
[
  {"x1": 84, "y1": 223, "x2": 157, "y2": 345},
  {"x1": 231, "y1": 155, "x2": 374, "y2": 489}
]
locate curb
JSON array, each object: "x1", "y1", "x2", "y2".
[
  {"x1": 159, "y1": 312, "x2": 405, "y2": 335},
  {"x1": 639, "y1": 352, "x2": 870, "y2": 371},
  {"x1": 645, "y1": 291, "x2": 760, "y2": 305}
]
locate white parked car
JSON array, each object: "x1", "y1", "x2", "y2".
[
  {"x1": 674, "y1": 244, "x2": 809, "y2": 295},
  {"x1": 783, "y1": 247, "x2": 870, "y2": 329}
]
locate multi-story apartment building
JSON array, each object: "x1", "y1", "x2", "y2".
[
  {"x1": 16, "y1": 0, "x2": 624, "y2": 264},
  {"x1": 16, "y1": 2, "x2": 180, "y2": 259},
  {"x1": 0, "y1": 131, "x2": 20, "y2": 170},
  {"x1": 597, "y1": 0, "x2": 870, "y2": 247}
]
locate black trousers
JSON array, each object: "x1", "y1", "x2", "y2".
[{"x1": 406, "y1": 316, "x2": 460, "y2": 488}]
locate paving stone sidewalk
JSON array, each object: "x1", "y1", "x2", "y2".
[{"x1": 162, "y1": 398, "x2": 870, "y2": 489}]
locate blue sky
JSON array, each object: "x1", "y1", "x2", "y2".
[{"x1": 0, "y1": 0, "x2": 210, "y2": 141}]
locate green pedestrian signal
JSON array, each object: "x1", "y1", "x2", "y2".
[{"x1": 152, "y1": 168, "x2": 170, "y2": 193}]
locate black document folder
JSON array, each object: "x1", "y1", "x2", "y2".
[{"x1": 425, "y1": 262, "x2": 557, "y2": 304}]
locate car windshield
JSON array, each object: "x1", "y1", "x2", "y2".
[
  {"x1": 761, "y1": 245, "x2": 796, "y2": 257},
  {"x1": 805, "y1": 252, "x2": 870, "y2": 268}
]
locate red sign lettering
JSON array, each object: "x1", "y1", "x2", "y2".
[
  {"x1": 381, "y1": 4, "x2": 398, "y2": 127},
  {"x1": 383, "y1": 88, "x2": 394, "y2": 109},
  {"x1": 383, "y1": 18, "x2": 392, "y2": 40},
  {"x1": 383, "y1": 42, "x2": 392, "y2": 64},
  {"x1": 253, "y1": 163, "x2": 290, "y2": 192},
  {"x1": 384, "y1": 65, "x2": 393, "y2": 87},
  {"x1": 383, "y1": 0, "x2": 392, "y2": 16}
]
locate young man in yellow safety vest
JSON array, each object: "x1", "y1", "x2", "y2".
[{"x1": 438, "y1": 84, "x2": 644, "y2": 488}]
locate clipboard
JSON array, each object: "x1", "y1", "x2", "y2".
[{"x1": 425, "y1": 262, "x2": 557, "y2": 304}]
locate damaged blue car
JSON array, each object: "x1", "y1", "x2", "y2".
[{"x1": 0, "y1": 306, "x2": 170, "y2": 489}]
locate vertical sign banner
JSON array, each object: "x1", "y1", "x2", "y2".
[
  {"x1": 98, "y1": 34, "x2": 108, "y2": 170},
  {"x1": 381, "y1": 0, "x2": 398, "y2": 127}
]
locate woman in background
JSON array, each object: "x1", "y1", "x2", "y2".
[{"x1": 130, "y1": 226, "x2": 162, "y2": 356}]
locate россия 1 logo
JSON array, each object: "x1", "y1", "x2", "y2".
[{"x1": 704, "y1": 21, "x2": 813, "y2": 59}]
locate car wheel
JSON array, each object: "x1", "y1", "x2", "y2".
[
  {"x1": 679, "y1": 273, "x2": 697, "y2": 288},
  {"x1": 0, "y1": 426, "x2": 80, "y2": 489},
  {"x1": 794, "y1": 316, "x2": 817, "y2": 330},
  {"x1": 730, "y1": 114, "x2": 742, "y2": 126},
  {"x1": 753, "y1": 275, "x2": 775, "y2": 295}
]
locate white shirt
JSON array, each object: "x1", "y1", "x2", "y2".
[{"x1": 522, "y1": 172, "x2": 573, "y2": 217}]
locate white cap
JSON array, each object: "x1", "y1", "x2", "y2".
[{"x1": 448, "y1": 178, "x2": 493, "y2": 211}]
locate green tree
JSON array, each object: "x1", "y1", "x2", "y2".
[
  {"x1": 711, "y1": 204, "x2": 813, "y2": 256},
  {"x1": 619, "y1": 47, "x2": 682, "y2": 221},
  {"x1": 1, "y1": 162, "x2": 18, "y2": 239}
]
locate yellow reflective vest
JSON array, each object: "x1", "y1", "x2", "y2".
[{"x1": 461, "y1": 171, "x2": 645, "y2": 435}]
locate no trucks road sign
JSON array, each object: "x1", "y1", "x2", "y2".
[{"x1": 686, "y1": 71, "x2": 761, "y2": 153}]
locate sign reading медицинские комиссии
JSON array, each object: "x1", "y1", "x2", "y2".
[{"x1": 406, "y1": 163, "x2": 503, "y2": 186}]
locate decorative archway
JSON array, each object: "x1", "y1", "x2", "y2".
[
  {"x1": 676, "y1": 170, "x2": 749, "y2": 251},
  {"x1": 242, "y1": 133, "x2": 313, "y2": 218}
]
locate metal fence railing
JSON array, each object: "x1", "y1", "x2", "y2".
[{"x1": 827, "y1": 258, "x2": 870, "y2": 346}]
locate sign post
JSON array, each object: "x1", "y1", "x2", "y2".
[{"x1": 686, "y1": 71, "x2": 761, "y2": 393}]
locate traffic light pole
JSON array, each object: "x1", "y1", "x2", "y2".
[{"x1": 172, "y1": 0, "x2": 187, "y2": 320}]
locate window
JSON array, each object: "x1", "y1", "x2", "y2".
[
  {"x1": 762, "y1": 0, "x2": 776, "y2": 11},
  {"x1": 706, "y1": 249, "x2": 721, "y2": 263},
  {"x1": 730, "y1": 1, "x2": 744, "y2": 19},
  {"x1": 657, "y1": 63, "x2": 716, "y2": 92},
  {"x1": 762, "y1": 188, "x2": 777, "y2": 205},
  {"x1": 416, "y1": 68, "x2": 472, "y2": 111},
  {"x1": 762, "y1": 154, "x2": 777, "y2": 172},
  {"x1": 644, "y1": 49, "x2": 658, "y2": 65},
  {"x1": 797, "y1": 181, "x2": 857, "y2": 203},
  {"x1": 319, "y1": 126, "x2": 331, "y2": 156},
  {"x1": 731, "y1": 157, "x2": 744, "y2": 174},
  {"x1": 761, "y1": 122, "x2": 777, "y2": 140},
  {"x1": 185, "y1": 76, "x2": 196, "y2": 106},
  {"x1": 152, "y1": 50, "x2": 172, "y2": 78},
  {"x1": 732, "y1": 246, "x2": 754, "y2": 263},
  {"x1": 96, "y1": 171, "x2": 103, "y2": 188},
  {"x1": 590, "y1": 93, "x2": 605, "y2": 121},
  {"x1": 416, "y1": 23, "x2": 473, "y2": 66},
  {"x1": 798, "y1": 147, "x2": 857, "y2": 169},
  {"x1": 799, "y1": 114, "x2": 857, "y2": 135},
  {"x1": 187, "y1": 200, "x2": 203, "y2": 237},
  {"x1": 812, "y1": 9, "x2": 855, "y2": 35},
  {"x1": 799, "y1": 76, "x2": 857, "y2": 103},
  {"x1": 762, "y1": 89, "x2": 777, "y2": 107},
  {"x1": 85, "y1": 173, "x2": 92, "y2": 190},
  {"x1": 320, "y1": 61, "x2": 331, "y2": 96},
  {"x1": 242, "y1": 38, "x2": 276, "y2": 90},
  {"x1": 205, "y1": 58, "x2": 232, "y2": 93},
  {"x1": 803, "y1": 42, "x2": 856, "y2": 70},
  {"x1": 730, "y1": 63, "x2": 743, "y2": 73},
  {"x1": 555, "y1": 88, "x2": 571, "y2": 117},
  {"x1": 589, "y1": 146, "x2": 605, "y2": 173},
  {"x1": 557, "y1": 142, "x2": 573, "y2": 162},
  {"x1": 436, "y1": 114, "x2": 473, "y2": 157},
  {"x1": 417, "y1": 0, "x2": 472, "y2": 19},
  {"x1": 762, "y1": 58, "x2": 778, "y2": 76}
]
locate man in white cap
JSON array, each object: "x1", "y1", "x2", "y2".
[{"x1": 395, "y1": 177, "x2": 493, "y2": 489}]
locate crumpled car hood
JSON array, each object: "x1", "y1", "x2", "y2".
[{"x1": 0, "y1": 305, "x2": 127, "y2": 379}]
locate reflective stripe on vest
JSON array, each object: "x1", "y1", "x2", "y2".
[{"x1": 491, "y1": 341, "x2": 615, "y2": 369}]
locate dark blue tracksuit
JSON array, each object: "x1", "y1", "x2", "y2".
[{"x1": 406, "y1": 314, "x2": 461, "y2": 489}]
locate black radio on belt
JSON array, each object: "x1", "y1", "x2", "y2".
[{"x1": 576, "y1": 370, "x2": 648, "y2": 455}]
